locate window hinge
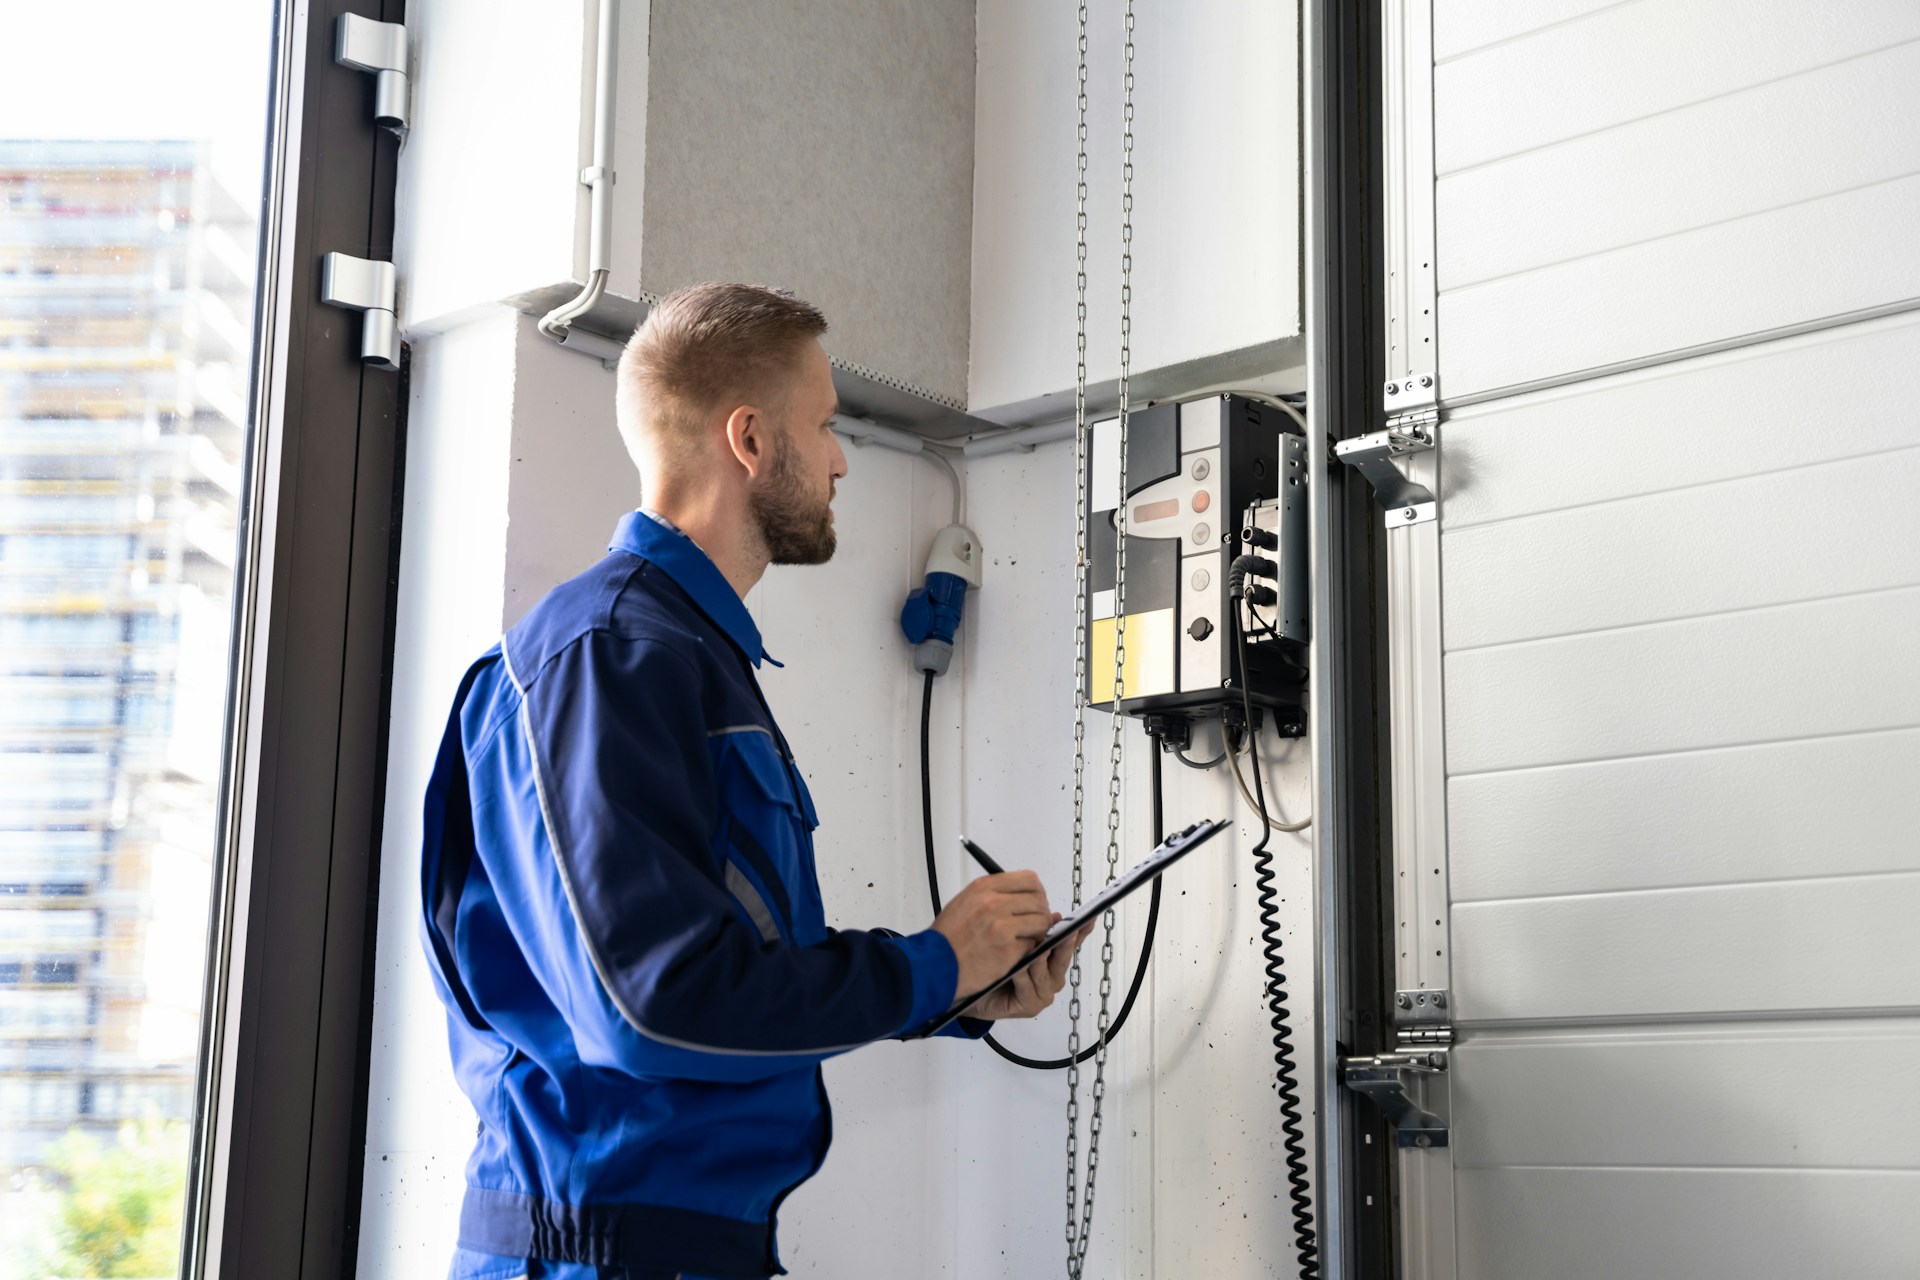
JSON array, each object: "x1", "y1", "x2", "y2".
[
  {"x1": 336, "y1": 14, "x2": 411, "y2": 134},
  {"x1": 1342, "y1": 1049, "x2": 1449, "y2": 1148},
  {"x1": 319, "y1": 253, "x2": 400, "y2": 370},
  {"x1": 1333, "y1": 419, "x2": 1437, "y2": 528}
]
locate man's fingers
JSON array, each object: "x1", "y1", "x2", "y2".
[{"x1": 1017, "y1": 966, "x2": 1044, "y2": 1005}]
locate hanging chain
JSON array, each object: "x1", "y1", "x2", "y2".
[
  {"x1": 1063, "y1": 0, "x2": 1092, "y2": 1267},
  {"x1": 1067, "y1": 2, "x2": 1134, "y2": 1275}
]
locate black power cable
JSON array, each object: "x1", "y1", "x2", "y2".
[
  {"x1": 919, "y1": 670, "x2": 1163, "y2": 1070},
  {"x1": 1228, "y1": 568, "x2": 1319, "y2": 1277}
]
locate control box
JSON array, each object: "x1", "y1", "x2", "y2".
[{"x1": 1084, "y1": 394, "x2": 1308, "y2": 733}]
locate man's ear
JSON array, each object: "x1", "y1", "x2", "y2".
[{"x1": 723, "y1": 404, "x2": 769, "y2": 480}]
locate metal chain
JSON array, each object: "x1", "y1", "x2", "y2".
[
  {"x1": 1063, "y1": 0, "x2": 1092, "y2": 1267},
  {"x1": 1068, "y1": 2, "x2": 1134, "y2": 1275}
]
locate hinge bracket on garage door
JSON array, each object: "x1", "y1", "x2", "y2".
[
  {"x1": 1342, "y1": 1049, "x2": 1449, "y2": 1148},
  {"x1": 1341, "y1": 987, "x2": 1454, "y2": 1147},
  {"x1": 1393, "y1": 985, "x2": 1453, "y2": 1046},
  {"x1": 1333, "y1": 415, "x2": 1437, "y2": 527}
]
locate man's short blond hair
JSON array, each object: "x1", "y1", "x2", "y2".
[{"x1": 616, "y1": 282, "x2": 829, "y2": 469}]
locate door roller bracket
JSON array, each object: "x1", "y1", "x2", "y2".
[
  {"x1": 1341, "y1": 1049, "x2": 1449, "y2": 1148},
  {"x1": 1334, "y1": 419, "x2": 1436, "y2": 527}
]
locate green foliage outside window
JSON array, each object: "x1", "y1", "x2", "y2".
[{"x1": 30, "y1": 1115, "x2": 187, "y2": 1280}]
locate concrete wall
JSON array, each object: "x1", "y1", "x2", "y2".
[
  {"x1": 639, "y1": 0, "x2": 976, "y2": 403},
  {"x1": 395, "y1": 0, "x2": 975, "y2": 404}
]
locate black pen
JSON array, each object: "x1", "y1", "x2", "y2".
[{"x1": 959, "y1": 835, "x2": 1005, "y2": 877}]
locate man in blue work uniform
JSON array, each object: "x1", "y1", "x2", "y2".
[{"x1": 419, "y1": 283, "x2": 1086, "y2": 1280}]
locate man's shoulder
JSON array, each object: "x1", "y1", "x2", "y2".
[{"x1": 501, "y1": 551, "x2": 723, "y2": 697}]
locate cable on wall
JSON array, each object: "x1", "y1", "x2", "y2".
[
  {"x1": 917, "y1": 671, "x2": 1163, "y2": 1071},
  {"x1": 1229, "y1": 603, "x2": 1318, "y2": 1275}
]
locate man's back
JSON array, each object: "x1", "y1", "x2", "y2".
[{"x1": 418, "y1": 512, "x2": 961, "y2": 1279}]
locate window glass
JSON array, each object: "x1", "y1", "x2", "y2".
[{"x1": 0, "y1": 4, "x2": 274, "y2": 1276}]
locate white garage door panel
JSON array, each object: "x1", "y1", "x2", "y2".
[
  {"x1": 1450, "y1": 728, "x2": 1920, "y2": 902},
  {"x1": 1451, "y1": 872, "x2": 1920, "y2": 1022},
  {"x1": 1441, "y1": 171, "x2": 1920, "y2": 399},
  {"x1": 1455, "y1": 1167, "x2": 1920, "y2": 1280},
  {"x1": 1445, "y1": 586, "x2": 1920, "y2": 776},
  {"x1": 1431, "y1": 0, "x2": 1623, "y2": 65},
  {"x1": 1451, "y1": 1021, "x2": 1920, "y2": 1169},
  {"x1": 1439, "y1": 311, "x2": 1920, "y2": 530},
  {"x1": 1420, "y1": 0, "x2": 1920, "y2": 1271},
  {"x1": 1433, "y1": 0, "x2": 1920, "y2": 175},
  {"x1": 1440, "y1": 40, "x2": 1920, "y2": 290},
  {"x1": 1443, "y1": 448, "x2": 1920, "y2": 651}
]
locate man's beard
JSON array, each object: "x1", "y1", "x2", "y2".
[{"x1": 749, "y1": 429, "x2": 836, "y2": 565}]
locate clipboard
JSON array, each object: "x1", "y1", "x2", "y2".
[{"x1": 914, "y1": 818, "x2": 1232, "y2": 1038}]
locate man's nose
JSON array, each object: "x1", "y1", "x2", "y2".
[{"x1": 829, "y1": 431, "x2": 849, "y2": 480}]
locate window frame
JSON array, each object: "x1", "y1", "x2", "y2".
[{"x1": 179, "y1": 3, "x2": 407, "y2": 1277}]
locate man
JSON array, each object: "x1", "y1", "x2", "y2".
[{"x1": 418, "y1": 282, "x2": 1086, "y2": 1280}]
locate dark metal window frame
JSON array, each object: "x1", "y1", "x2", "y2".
[{"x1": 179, "y1": 3, "x2": 406, "y2": 1277}]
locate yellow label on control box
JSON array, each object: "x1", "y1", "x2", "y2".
[{"x1": 1090, "y1": 608, "x2": 1177, "y2": 705}]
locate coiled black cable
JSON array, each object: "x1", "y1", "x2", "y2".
[
  {"x1": 1228, "y1": 563, "x2": 1319, "y2": 1276},
  {"x1": 919, "y1": 670, "x2": 1163, "y2": 1070}
]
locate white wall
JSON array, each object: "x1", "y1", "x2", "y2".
[
  {"x1": 394, "y1": 0, "x2": 589, "y2": 331},
  {"x1": 355, "y1": 311, "x2": 986, "y2": 1277},
  {"x1": 356, "y1": 311, "x2": 653, "y2": 1277},
  {"x1": 949, "y1": 443, "x2": 1318, "y2": 1278},
  {"x1": 368, "y1": 0, "x2": 1318, "y2": 1270},
  {"x1": 970, "y1": 0, "x2": 1301, "y2": 420},
  {"x1": 357, "y1": 309, "x2": 519, "y2": 1274},
  {"x1": 359, "y1": 367, "x2": 1322, "y2": 1278},
  {"x1": 747, "y1": 442, "x2": 967, "y2": 1274}
]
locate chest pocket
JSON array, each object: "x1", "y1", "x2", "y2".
[{"x1": 710, "y1": 728, "x2": 825, "y2": 946}]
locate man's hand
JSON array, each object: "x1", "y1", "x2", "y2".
[
  {"x1": 931, "y1": 870, "x2": 1054, "y2": 1004},
  {"x1": 961, "y1": 918, "x2": 1095, "y2": 1021}
]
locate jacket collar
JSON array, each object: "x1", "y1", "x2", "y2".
[{"x1": 610, "y1": 510, "x2": 776, "y2": 668}]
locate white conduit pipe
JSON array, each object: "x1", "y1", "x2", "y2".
[
  {"x1": 833, "y1": 414, "x2": 964, "y2": 526},
  {"x1": 962, "y1": 393, "x2": 1302, "y2": 461},
  {"x1": 540, "y1": 0, "x2": 620, "y2": 344},
  {"x1": 961, "y1": 418, "x2": 1076, "y2": 459}
]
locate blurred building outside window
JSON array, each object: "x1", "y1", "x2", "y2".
[{"x1": 0, "y1": 5, "x2": 273, "y2": 1277}]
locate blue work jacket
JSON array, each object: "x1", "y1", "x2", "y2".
[{"x1": 419, "y1": 511, "x2": 972, "y2": 1280}]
